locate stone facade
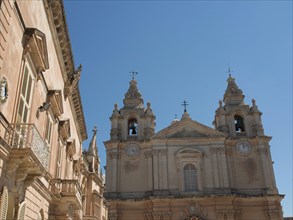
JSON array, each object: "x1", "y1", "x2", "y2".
[
  {"x1": 0, "y1": 0, "x2": 107, "y2": 219},
  {"x1": 104, "y1": 76, "x2": 284, "y2": 220}
]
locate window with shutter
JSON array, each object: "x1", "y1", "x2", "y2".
[
  {"x1": 17, "y1": 201, "x2": 26, "y2": 220},
  {"x1": 17, "y1": 64, "x2": 35, "y2": 123},
  {"x1": 0, "y1": 186, "x2": 9, "y2": 219}
]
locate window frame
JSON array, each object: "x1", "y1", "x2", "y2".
[
  {"x1": 184, "y1": 163, "x2": 198, "y2": 192},
  {"x1": 44, "y1": 113, "x2": 53, "y2": 145},
  {"x1": 17, "y1": 61, "x2": 35, "y2": 123}
]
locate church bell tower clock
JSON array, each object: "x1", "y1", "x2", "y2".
[
  {"x1": 214, "y1": 74, "x2": 278, "y2": 194},
  {"x1": 104, "y1": 76, "x2": 156, "y2": 197}
]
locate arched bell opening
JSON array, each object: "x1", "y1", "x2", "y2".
[
  {"x1": 128, "y1": 118, "x2": 138, "y2": 136},
  {"x1": 234, "y1": 115, "x2": 245, "y2": 132}
]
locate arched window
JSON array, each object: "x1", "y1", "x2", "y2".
[
  {"x1": 234, "y1": 115, "x2": 245, "y2": 132},
  {"x1": 184, "y1": 164, "x2": 198, "y2": 191},
  {"x1": 128, "y1": 119, "x2": 138, "y2": 136}
]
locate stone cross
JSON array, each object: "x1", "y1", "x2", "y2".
[
  {"x1": 130, "y1": 71, "x2": 138, "y2": 80},
  {"x1": 182, "y1": 100, "x2": 189, "y2": 112}
]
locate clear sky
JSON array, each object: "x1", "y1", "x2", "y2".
[{"x1": 64, "y1": 1, "x2": 292, "y2": 216}]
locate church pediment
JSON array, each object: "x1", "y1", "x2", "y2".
[{"x1": 152, "y1": 119, "x2": 225, "y2": 139}]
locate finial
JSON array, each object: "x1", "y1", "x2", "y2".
[
  {"x1": 252, "y1": 98, "x2": 256, "y2": 106},
  {"x1": 219, "y1": 100, "x2": 223, "y2": 107},
  {"x1": 130, "y1": 71, "x2": 138, "y2": 80},
  {"x1": 182, "y1": 100, "x2": 189, "y2": 113},
  {"x1": 147, "y1": 102, "x2": 151, "y2": 108},
  {"x1": 114, "y1": 103, "x2": 118, "y2": 110},
  {"x1": 92, "y1": 125, "x2": 97, "y2": 135},
  {"x1": 226, "y1": 67, "x2": 233, "y2": 76},
  {"x1": 77, "y1": 64, "x2": 82, "y2": 73}
]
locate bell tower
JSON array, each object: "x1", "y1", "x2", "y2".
[
  {"x1": 214, "y1": 74, "x2": 264, "y2": 137},
  {"x1": 105, "y1": 78, "x2": 156, "y2": 197},
  {"x1": 214, "y1": 74, "x2": 278, "y2": 195},
  {"x1": 109, "y1": 78, "x2": 156, "y2": 142}
]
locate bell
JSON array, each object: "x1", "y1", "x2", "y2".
[{"x1": 129, "y1": 122, "x2": 137, "y2": 135}]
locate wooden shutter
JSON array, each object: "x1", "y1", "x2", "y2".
[
  {"x1": 17, "y1": 201, "x2": 26, "y2": 220},
  {"x1": 0, "y1": 186, "x2": 9, "y2": 219}
]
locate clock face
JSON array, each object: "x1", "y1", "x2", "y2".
[
  {"x1": 236, "y1": 142, "x2": 252, "y2": 156},
  {"x1": 125, "y1": 144, "x2": 140, "y2": 157}
]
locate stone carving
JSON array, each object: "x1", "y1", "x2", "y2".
[
  {"x1": 265, "y1": 209, "x2": 280, "y2": 217},
  {"x1": 0, "y1": 77, "x2": 8, "y2": 103},
  {"x1": 216, "y1": 209, "x2": 241, "y2": 218},
  {"x1": 215, "y1": 100, "x2": 225, "y2": 114},
  {"x1": 186, "y1": 203, "x2": 200, "y2": 216},
  {"x1": 109, "y1": 151, "x2": 121, "y2": 160},
  {"x1": 123, "y1": 79, "x2": 143, "y2": 108},
  {"x1": 109, "y1": 211, "x2": 120, "y2": 220},
  {"x1": 210, "y1": 147, "x2": 225, "y2": 154},
  {"x1": 111, "y1": 128, "x2": 119, "y2": 140},
  {"x1": 225, "y1": 74, "x2": 243, "y2": 96},
  {"x1": 64, "y1": 64, "x2": 82, "y2": 98}
]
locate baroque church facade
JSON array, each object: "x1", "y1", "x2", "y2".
[{"x1": 104, "y1": 76, "x2": 284, "y2": 220}]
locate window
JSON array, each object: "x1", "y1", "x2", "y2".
[
  {"x1": 128, "y1": 118, "x2": 138, "y2": 136},
  {"x1": 17, "y1": 64, "x2": 34, "y2": 123},
  {"x1": 234, "y1": 115, "x2": 245, "y2": 132},
  {"x1": 17, "y1": 201, "x2": 26, "y2": 220},
  {"x1": 45, "y1": 114, "x2": 53, "y2": 145},
  {"x1": 184, "y1": 164, "x2": 198, "y2": 191},
  {"x1": 0, "y1": 186, "x2": 8, "y2": 219}
]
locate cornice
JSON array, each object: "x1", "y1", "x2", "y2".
[{"x1": 44, "y1": 0, "x2": 87, "y2": 140}]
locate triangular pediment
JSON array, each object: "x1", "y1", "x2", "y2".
[{"x1": 152, "y1": 118, "x2": 225, "y2": 139}]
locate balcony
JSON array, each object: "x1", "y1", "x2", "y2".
[
  {"x1": 5, "y1": 123, "x2": 50, "y2": 171},
  {"x1": 50, "y1": 179, "x2": 82, "y2": 208}
]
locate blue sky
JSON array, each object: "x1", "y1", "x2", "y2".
[{"x1": 64, "y1": 1, "x2": 292, "y2": 216}]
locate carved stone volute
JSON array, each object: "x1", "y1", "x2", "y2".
[{"x1": 64, "y1": 64, "x2": 82, "y2": 98}]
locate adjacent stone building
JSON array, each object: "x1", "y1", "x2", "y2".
[
  {"x1": 0, "y1": 0, "x2": 107, "y2": 219},
  {"x1": 104, "y1": 76, "x2": 284, "y2": 220}
]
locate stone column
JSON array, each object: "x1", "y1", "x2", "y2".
[
  {"x1": 258, "y1": 147, "x2": 272, "y2": 190},
  {"x1": 219, "y1": 148, "x2": 229, "y2": 188},
  {"x1": 161, "y1": 149, "x2": 168, "y2": 189},
  {"x1": 110, "y1": 151, "x2": 119, "y2": 192},
  {"x1": 144, "y1": 151, "x2": 153, "y2": 191},
  {"x1": 210, "y1": 148, "x2": 220, "y2": 188},
  {"x1": 153, "y1": 150, "x2": 159, "y2": 190}
]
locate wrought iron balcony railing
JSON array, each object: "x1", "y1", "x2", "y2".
[{"x1": 5, "y1": 123, "x2": 50, "y2": 170}]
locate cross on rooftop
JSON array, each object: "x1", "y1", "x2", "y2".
[
  {"x1": 182, "y1": 100, "x2": 189, "y2": 113},
  {"x1": 226, "y1": 67, "x2": 233, "y2": 76},
  {"x1": 130, "y1": 71, "x2": 138, "y2": 80}
]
